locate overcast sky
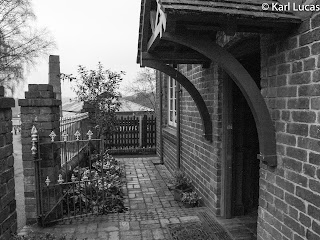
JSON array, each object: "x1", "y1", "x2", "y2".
[{"x1": 24, "y1": 0, "x2": 142, "y2": 98}]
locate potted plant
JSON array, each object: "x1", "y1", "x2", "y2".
[
  {"x1": 181, "y1": 191, "x2": 202, "y2": 208},
  {"x1": 169, "y1": 170, "x2": 193, "y2": 201}
]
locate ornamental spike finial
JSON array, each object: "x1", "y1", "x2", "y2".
[
  {"x1": 87, "y1": 130, "x2": 93, "y2": 140},
  {"x1": 74, "y1": 130, "x2": 81, "y2": 141},
  {"x1": 31, "y1": 125, "x2": 38, "y2": 155},
  {"x1": 45, "y1": 176, "x2": 51, "y2": 186},
  {"x1": 57, "y1": 174, "x2": 64, "y2": 184},
  {"x1": 62, "y1": 131, "x2": 68, "y2": 142},
  {"x1": 31, "y1": 144, "x2": 37, "y2": 155},
  {"x1": 31, "y1": 125, "x2": 38, "y2": 142},
  {"x1": 71, "y1": 174, "x2": 76, "y2": 182},
  {"x1": 31, "y1": 125, "x2": 38, "y2": 136},
  {"x1": 49, "y1": 131, "x2": 56, "y2": 142}
]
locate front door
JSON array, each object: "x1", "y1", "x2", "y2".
[{"x1": 222, "y1": 51, "x2": 261, "y2": 218}]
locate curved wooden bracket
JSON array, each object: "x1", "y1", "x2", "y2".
[
  {"x1": 142, "y1": 57, "x2": 213, "y2": 142},
  {"x1": 160, "y1": 32, "x2": 277, "y2": 166}
]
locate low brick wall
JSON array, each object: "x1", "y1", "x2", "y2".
[{"x1": 0, "y1": 86, "x2": 17, "y2": 240}]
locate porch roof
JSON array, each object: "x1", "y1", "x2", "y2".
[
  {"x1": 136, "y1": 0, "x2": 286, "y2": 166},
  {"x1": 137, "y1": 0, "x2": 302, "y2": 65}
]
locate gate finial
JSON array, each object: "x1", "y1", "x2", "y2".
[
  {"x1": 31, "y1": 125, "x2": 38, "y2": 155},
  {"x1": 74, "y1": 130, "x2": 81, "y2": 141},
  {"x1": 62, "y1": 131, "x2": 68, "y2": 142},
  {"x1": 87, "y1": 130, "x2": 93, "y2": 140},
  {"x1": 57, "y1": 174, "x2": 64, "y2": 184},
  {"x1": 71, "y1": 174, "x2": 76, "y2": 182},
  {"x1": 45, "y1": 176, "x2": 51, "y2": 186},
  {"x1": 49, "y1": 131, "x2": 56, "y2": 142}
]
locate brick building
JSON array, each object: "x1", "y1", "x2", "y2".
[{"x1": 137, "y1": 0, "x2": 320, "y2": 239}]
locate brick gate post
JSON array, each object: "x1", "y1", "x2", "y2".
[
  {"x1": 18, "y1": 84, "x2": 61, "y2": 225},
  {"x1": 0, "y1": 86, "x2": 17, "y2": 239}
]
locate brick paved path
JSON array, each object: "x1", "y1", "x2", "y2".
[{"x1": 19, "y1": 156, "x2": 210, "y2": 240}]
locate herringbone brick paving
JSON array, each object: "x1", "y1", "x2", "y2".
[{"x1": 18, "y1": 156, "x2": 256, "y2": 240}]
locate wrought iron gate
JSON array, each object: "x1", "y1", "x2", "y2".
[{"x1": 31, "y1": 125, "x2": 117, "y2": 226}]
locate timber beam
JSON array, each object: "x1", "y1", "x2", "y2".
[
  {"x1": 142, "y1": 52, "x2": 211, "y2": 66},
  {"x1": 141, "y1": 56, "x2": 213, "y2": 142},
  {"x1": 160, "y1": 32, "x2": 277, "y2": 167}
]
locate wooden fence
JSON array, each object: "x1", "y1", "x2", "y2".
[{"x1": 107, "y1": 115, "x2": 156, "y2": 153}]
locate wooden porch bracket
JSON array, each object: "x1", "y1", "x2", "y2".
[
  {"x1": 160, "y1": 32, "x2": 277, "y2": 167},
  {"x1": 141, "y1": 55, "x2": 213, "y2": 142}
]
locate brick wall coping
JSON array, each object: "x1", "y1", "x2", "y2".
[
  {"x1": 0, "y1": 86, "x2": 15, "y2": 109},
  {"x1": 18, "y1": 99, "x2": 61, "y2": 107}
]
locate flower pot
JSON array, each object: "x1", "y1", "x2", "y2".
[
  {"x1": 183, "y1": 202, "x2": 195, "y2": 208},
  {"x1": 173, "y1": 187, "x2": 192, "y2": 201},
  {"x1": 173, "y1": 189, "x2": 183, "y2": 201}
]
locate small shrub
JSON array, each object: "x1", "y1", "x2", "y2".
[
  {"x1": 181, "y1": 191, "x2": 202, "y2": 207},
  {"x1": 11, "y1": 233, "x2": 67, "y2": 240},
  {"x1": 62, "y1": 152, "x2": 127, "y2": 215},
  {"x1": 169, "y1": 170, "x2": 192, "y2": 190}
]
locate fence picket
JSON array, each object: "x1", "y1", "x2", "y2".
[{"x1": 106, "y1": 115, "x2": 156, "y2": 152}]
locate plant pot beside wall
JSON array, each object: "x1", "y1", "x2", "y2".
[
  {"x1": 173, "y1": 187, "x2": 193, "y2": 201},
  {"x1": 181, "y1": 191, "x2": 202, "y2": 208},
  {"x1": 183, "y1": 202, "x2": 196, "y2": 208},
  {"x1": 169, "y1": 170, "x2": 193, "y2": 201}
]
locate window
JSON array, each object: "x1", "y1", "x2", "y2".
[{"x1": 168, "y1": 77, "x2": 177, "y2": 127}]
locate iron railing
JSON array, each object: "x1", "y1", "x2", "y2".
[
  {"x1": 31, "y1": 125, "x2": 116, "y2": 226},
  {"x1": 60, "y1": 112, "x2": 89, "y2": 164}
]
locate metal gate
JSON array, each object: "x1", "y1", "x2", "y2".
[{"x1": 31, "y1": 125, "x2": 122, "y2": 226}]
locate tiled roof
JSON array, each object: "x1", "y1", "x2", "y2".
[
  {"x1": 62, "y1": 99, "x2": 154, "y2": 118},
  {"x1": 137, "y1": 0, "x2": 301, "y2": 64}
]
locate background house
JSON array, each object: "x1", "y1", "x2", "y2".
[{"x1": 62, "y1": 98, "x2": 154, "y2": 118}]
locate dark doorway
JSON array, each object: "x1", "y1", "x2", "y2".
[
  {"x1": 220, "y1": 38, "x2": 262, "y2": 238},
  {"x1": 231, "y1": 51, "x2": 260, "y2": 217}
]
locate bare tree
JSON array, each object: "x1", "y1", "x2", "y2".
[
  {"x1": 0, "y1": 0, "x2": 55, "y2": 93},
  {"x1": 126, "y1": 68, "x2": 156, "y2": 110}
]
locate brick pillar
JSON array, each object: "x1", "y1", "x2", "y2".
[
  {"x1": 48, "y1": 55, "x2": 61, "y2": 116},
  {"x1": 18, "y1": 84, "x2": 61, "y2": 224},
  {"x1": 0, "y1": 86, "x2": 17, "y2": 240},
  {"x1": 48, "y1": 55, "x2": 61, "y2": 101}
]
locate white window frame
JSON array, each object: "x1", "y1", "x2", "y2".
[{"x1": 168, "y1": 77, "x2": 177, "y2": 127}]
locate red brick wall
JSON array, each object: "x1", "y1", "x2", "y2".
[
  {"x1": 156, "y1": 13, "x2": 320, "y2": 239},
  {"x1": 179, "y1": 64, "x2": 222, "y2": 214},
  {"x1": 162, "y1": 72, "x2": 179, "y2": 172},
  {"x1": 19, "y1": 84, "x2": 61, "y2": 225},
  {"x1": 0, "y1": 86, "x2": 17, "y2": 240},
  {"x1": 259, "y1": 14, "x2": 320, "y2": 240},
  {"x1": 157, "y1": 64, "x2": 223, "y2": 214}
]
